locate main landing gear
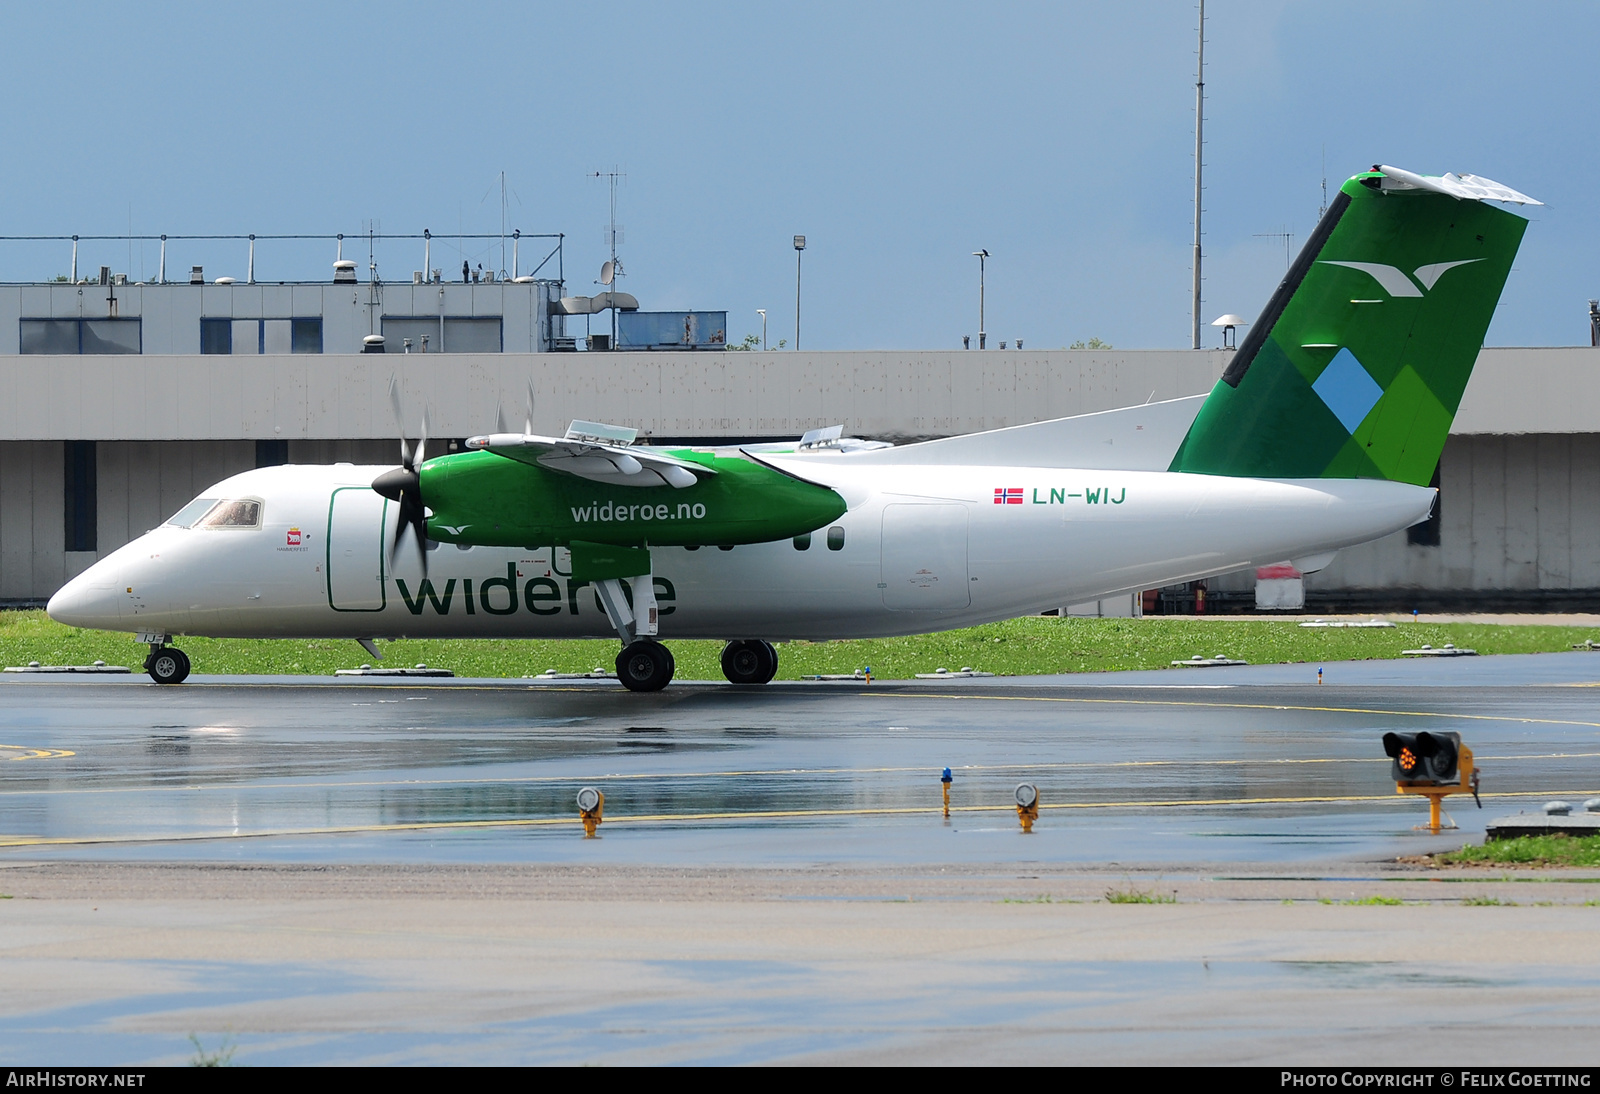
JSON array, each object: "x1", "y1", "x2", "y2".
[
  {"x1": 720, "y1": 639, "x2": 778, "y2": 685},
  {"x1": 144, "y1": 645, "x2": 191, "y2": 685},
  {"x1": 616, "y1": 640, "x2": 675, "y2": 692}
]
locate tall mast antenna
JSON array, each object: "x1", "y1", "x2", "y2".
[
  {"x1": 592, "y1": 168, "x2": 625, "y2": 346},
  {"x1": 1191, "y1": 0, "x2": 1205, "y2": 350}
]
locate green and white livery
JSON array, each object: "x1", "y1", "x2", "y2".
[{"x1": 49, "y1": 165, "x2": 1539, "y2": 691}]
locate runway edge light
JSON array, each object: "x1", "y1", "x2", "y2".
[{"x1": 1380, "y1": 731, "x2": 1480, "y2": 833}]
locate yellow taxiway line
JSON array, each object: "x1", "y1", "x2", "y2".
[{"x1": 2, "y1": 788, "x2": 1596, "y2": 850}]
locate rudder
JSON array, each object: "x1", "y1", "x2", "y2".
[{"x1": 1168, "y1": 166, "x2": 1533, "y2": 485}]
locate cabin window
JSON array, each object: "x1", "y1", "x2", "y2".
[
  {"x1": 195, "y1": 498, "x2": 263, "y2": 530},
  {"x1": 826, "y1": 526, "x2": 845, "y2": 551},
  {"x1": 793, "y1": 533, "x2": 811, "y2": 551}
]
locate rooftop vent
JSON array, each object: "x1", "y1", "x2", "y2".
[
  {"x1": 215, "y1": 276, "x2": 236, "y2": 285},
  {"x1": 334, "y1": 260, "x2": 358, "y2": 284},
  {"x1": 190, "y1": 265, "x2": 204, "y2": 285},
  {"x1": 362, "y1": 334, "x2": 386, "y2": 354}
]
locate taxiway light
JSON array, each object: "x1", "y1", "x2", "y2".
[
  {"x1": 577, "y1": 786, "x2": 605, "y2": 838},
  {"x1": 941, "y1": 767, "x2": 953, "y2": 819},
  {"x1": 1015, "y1": 783, "x2": 1039, "y2": 833}
]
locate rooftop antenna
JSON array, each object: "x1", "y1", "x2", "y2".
[
  {"x1": 1191, "y1": 0, "x2": 1205, "y2": 350},
  {"x1": 592, "y1": 167, "x2": 625, "y2": 347},
  {"x1": 1254, "y1": 226, "x2": 1294, "y2": 271},
  {"x1": 1319, "y1": 145, "x2": 1329, "y2": 219}
]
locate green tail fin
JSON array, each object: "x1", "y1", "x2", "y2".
[{"x1": 1168, "y1": 168, "x2": 1531, "y2": 485}]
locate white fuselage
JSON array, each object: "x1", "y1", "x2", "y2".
[{"x1": 48, "y1": 460, "x2": 1432, "y2": 642}]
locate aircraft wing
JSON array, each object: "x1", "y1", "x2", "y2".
[{"x1": 463, "y1": 430, "x2": 714, "y2": 489}]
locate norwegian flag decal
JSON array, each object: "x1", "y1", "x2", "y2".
[{"x1": 994, "y1": 487, "x2": 1024, "y2": 505}]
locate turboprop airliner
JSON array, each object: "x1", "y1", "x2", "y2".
[{"x1": 48, "y1": 165, "x2": 1539, "y2": 690}]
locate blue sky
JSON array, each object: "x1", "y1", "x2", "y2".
[{"x1": 2, "y1": 2, "x2": 1593, "y2": 349}]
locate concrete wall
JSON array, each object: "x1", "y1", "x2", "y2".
[
  {"x1": 1205, "y1": 434, "x2": 1600, "y2": 608},
  {"x1": 3, "y1": 346, "x2": 1597, "y2": 604},
  {"x1": 0, "y1": 441, "x2": 65, "y2": 599},
  {"x1": 0, "y1": 348, "x2": 1232, "y2": 442}
]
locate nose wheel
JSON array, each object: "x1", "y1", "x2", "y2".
[
  {"x1": 616, "y1": 640, "x2": 675, "y2": 692},
  {"x1": 721, "y1": 640, "x2": 778, "y2": 685},
  {"x1": 144, "y1": 647, "x2": 191, "y2": 685}
]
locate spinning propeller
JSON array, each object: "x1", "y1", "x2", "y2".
[{"x1": 371, "y1": 378, "x2": 431, "y2": 577}]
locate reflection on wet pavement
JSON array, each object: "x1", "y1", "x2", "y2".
[{"x1": 4, "y1": 669, "x2": 1600, "y2": 864}]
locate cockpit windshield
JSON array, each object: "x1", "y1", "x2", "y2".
[
  {"x1": 164, "y1": 497, "x2": 263, "y2": 530},
  {"x1": 196, "y1": 499, "x2": 263, "y2": 529},
  {"x1": 165, "y1": 498, "x2": 220, "y2": 528}
]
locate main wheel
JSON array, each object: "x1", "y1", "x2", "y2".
[
  {"x1": 720, "y1": 639, "x2": 777, "y2": 685},
  {"x1": 616, "y1": 640, "x2": 675, "y2": 692},
  {"x1": 145, "y1": 647, "x2": 191, "y2": 685}
]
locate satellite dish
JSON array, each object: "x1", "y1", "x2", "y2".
[{"x1": 600, "y1": 260, "x2": 614, "y2": 286}]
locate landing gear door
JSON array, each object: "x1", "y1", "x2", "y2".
[
  {"x1": 327, "y1": 486, "x2": 387, "y2": 611},
  {"x1": 881, "y1": 503, "x2": 971, "y2": 610}
]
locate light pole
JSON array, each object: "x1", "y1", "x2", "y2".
[
  {"x1": 756, "y1": 309, "x2": 767, "y2": 350},
  {"x1": 793, "y1": 235, "x2": 806, "y2": 350},
  {"x1": 972, "y1": 249, "x2": 989, "y2": 349}
]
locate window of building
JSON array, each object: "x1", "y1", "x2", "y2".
[
  {"x1": 291, "y1": 318, "x2": 323, "y2": 353},
  {"x1": 381, "y1": 316, "x2": 502, "y2": 353},
  {"x1": 21, "y1": 318, "x2": 140, "y2": 354},
  {"x1": 201, "y1": 318, "x2": 323, "y2": 354},
  {"x1": 200, "y1": 318, "x2": 232, "y2": 354},
  {"x1": 64, "y1": 441, "x2": 96, "y2": 552},
  {"x1": 1407, "y1": 464, "x2": 1442, "y2": 547},
  {"x1": 256, "y1": 440, "x2": 289, "y2": 467}
]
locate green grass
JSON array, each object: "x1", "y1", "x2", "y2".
[
  {"x1": 1437, "y1": 833, "x2": 1600, "y2": 869},
  {"x1": 1343, "y1": 895, "x2": 1407, "y2": 906},
  {"x1": 1, "y1": 609, "x2": 1595, "y2": 681},
  {"x1": 1104, "y1": 886, "x2": 1177, "y2": 904}
]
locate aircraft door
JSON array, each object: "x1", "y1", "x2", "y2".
[
  {"x1": 326, "y1": 486, "x2": 388, "y2": 611},
  {"x1": 881, "y1": 503, "x2": 970, "y2": 610}
]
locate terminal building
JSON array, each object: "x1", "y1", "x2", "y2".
[{"x1": 1, "y1": 244, "x2": 1596, "y2": 613}]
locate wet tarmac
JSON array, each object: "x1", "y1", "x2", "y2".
[
  {"x1": 6, "y1": 654, "x2": 1600, "y2": 1065},
  {"x1": 4, "y1": 651, "x2": 1600, "y2": 865}
]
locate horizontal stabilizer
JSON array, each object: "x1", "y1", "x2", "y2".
[{"x1": 785, "y1": 396, "x2": 1207, "y2": 470}]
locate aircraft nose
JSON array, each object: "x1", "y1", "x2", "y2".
[{"x1": 47, "y1": 569, "x2": 124, "y2": 629}]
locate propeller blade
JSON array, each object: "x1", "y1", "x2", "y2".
[
  {"x1": 495, "y1": 401, "x2": 508, "y2": 435},
  {"x1": 388, "y1": 377, "x2": 412, "y2": 469},
  {"x1": 416, "y1": 409, "x2": 429, "y2": 469},
  {"x1": 383, "y1": 478, "x2": 428, "y2": 580},
  {"x1": 524, "y1": 381, "x2": 536, "y2": 436}
]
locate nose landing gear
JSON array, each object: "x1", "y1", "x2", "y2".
[
  {"x1": 720, "y1": 639, "x2": 778, "y2": 685},
  {"x1": 144, "y1": 645, "x2": 191, "y2": 685}
]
